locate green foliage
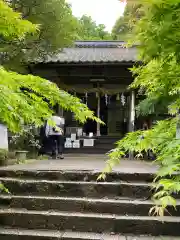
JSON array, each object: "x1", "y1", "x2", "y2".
[
  {"x1": 10, "y1": 126, "x2": 40, "y2": 151},
  {"x1": 0, "y1": 0, "x2": 37, "y2": 67},
  {"x1": 0, "y1": 182, "x2": 10, "y2": 193},
  {"x1": 101, "y1": 0, "x2": 180, "y2": 215},
  {"x1": 78, "y1": 15, "x2": 112, "y2": 40},
  {"x1": 0, "y1": 149, "x2": 8, "y2": 166},
  {"x1": 100, "y1": 118, "x2": 179, "y2": 214},
  {"x1": 0, "y1": 0, "x2": 36, "y2": 40},
  {"x1": 2, "y1": 0, "x2": 79, "y2": 67},
  {"x1": 131, "y1": 56, "x2": 180, "y2": 116},
  {"x1": 132, "y1": 0, "x2": 180, "y2": 62},
  {"x1": 0, "y1": 67, "x2": 101, "y2": 132},
  {"x1": 112, "y1": 3, "x2": 142, "y2": 41},
  {"x1": 0, "y1": 1, "x2": 102, "y2": 134}
]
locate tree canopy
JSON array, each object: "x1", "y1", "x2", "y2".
[
  {"x1": 112, "y1": 3, "x2": 142, "y2": 41},
  {"x1": 101, "y1": 0, "x2": 180, "y2": 215},
  {"x1": 2, "y1": 1, "x2": 113, "y2": 70},
  {"x1": 2, "y1": 0, "x2": 79, "y2": 68},
  {"x1": 78, "y1": 15, "x2": 112, "y2": 40},
  {"x1": 0, "y1": 0, "x2": 100, "y2": 133}
]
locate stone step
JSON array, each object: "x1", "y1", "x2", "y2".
[
  {"x1": 0, "y1": 209, "x2": 180, "y2": 236},
  {"x1": 0, "y1": 170, "x2": 155, "y2": 182},
  {"x1": 0, "y1": 195, "x2": 179, "y2": 216},
  {"x1": 0, "y1": 178, "x2": 152, "y2": 199},
  {"x1": 94, "y1": 143, "x2": 115, "y2": 148},
  {"x1": 0, "y1": 228, "x2": 62, "y2": 240},
  {"x1": 64, "y1": 148, "x2": 112, "y2": 155},
  {"x1": 0, "y1": 227, "x2": 124, "y2": 240},
  {"x1": 94, "y1": 137, "x2": 120, "y2": 144},
  {"x1": 0, "y1": 228, "x2": 177, "y2": 240}
]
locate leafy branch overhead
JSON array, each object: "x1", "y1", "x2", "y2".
[
  {"x1": 0, "y1": 0, "x2": 101, "y2": 132},
  {"x1": 101, "y1": 0, "x2": 180, "y2": 215},
  {"x1": 1, "y1": 0, "x2": 112, "y2": 69},
  {"x1": 0, "y1": 68, "x2": 102, "y2": 132},
  {"x1": 2, "y1": 0, "x2": 79, "y2": 64},
  {"x1": 0, "y1": 0, "x2": 37, "y2": 40}
]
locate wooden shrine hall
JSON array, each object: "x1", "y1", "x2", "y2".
[{"x1": 31, "y1": 41, "x2": 138, "y2": 153}]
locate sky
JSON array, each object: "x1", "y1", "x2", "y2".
[{"x1": 67, "y1": 0, "x2": 126, "y2": 32}]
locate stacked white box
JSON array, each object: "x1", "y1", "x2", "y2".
[
  {"x1": 71, "y1": 133, "x2": 76, "y2": 141},
  {"x1": 73, "y1": 140, "x2": 80, "y2": 148},
  {"x1": 77, "y1": 128, "x2": 83, "y2": 137},
  {"x1": 65, "y1": 138, "x2": 72, "y2": 148},
  {"x1": 65, "y1": 142, "x2": 72, "y2": 148}
]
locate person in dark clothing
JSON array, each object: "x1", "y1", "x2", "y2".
[
  {"x1": 38, "y1": 121, "x2": 49, "y2": 156},
  {"x1": 141, "y1": 121, "x2": 156, "y2": 160},
  {"x1": 49, "y1": 134, "x2": 64, "y2": 158},
  {"x1": 45, "y1": 115, "x2": 65, "y2": 159}
]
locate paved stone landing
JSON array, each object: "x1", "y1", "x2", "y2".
[{"x1": 0, "y1": 154, "x2": 158, "y2": 174}]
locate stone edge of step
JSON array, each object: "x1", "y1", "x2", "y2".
[
  {"x1": 0, "y1": 208, "x2": 180, "y2": 222},
  {"x1": 0, "y1": 227, "x2": 174, "y2": 240},
  {"x1": 0, "y1": 227, "x2": 63, "y2": 238},
  {"x1": 0, "y1": 169, "x2": 156, "y2": 173},
  {"x1": 0, "y1": 169, "x2": 157, "y2": 183},
  {"x1": 0, "y1": 194, "x2": 154, "y2": 204},
  {"x1": 0, "y1": 177, "x2": 151, "y2": 186},
  {"x1": 2, "y1": 194, "x2": 180, "y2": 207}
]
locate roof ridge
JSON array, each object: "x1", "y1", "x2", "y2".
[
  {"x1": 36, "y1": 42, "x2": 137, "y2": 64},
  {"x1": 75, "y1": 40, "x2": 125, "y2": 43},
  {"x1": 75, "y1": 40, "x2": 126, "y2": 49}
]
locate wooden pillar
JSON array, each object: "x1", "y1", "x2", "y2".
[
  {"x1": 129, "y1": 90, "x2": 135, "y2": 132},
  {"x1": 96, "y1": 92, "x2": 101, "y2": 136},
  {"x1": 57, "y1": 105, "x2": 64, "y2": 117},
  {"x1": 129, "y1": 90, "x2": 135, "y2": 159}
]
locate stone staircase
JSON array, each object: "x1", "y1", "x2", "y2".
[{"x1": 0, "y1": 169, "x2": 179, "y2": 239}]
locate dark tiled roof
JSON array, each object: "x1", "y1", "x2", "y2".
[{"x1": 42, "y1": 41, "x2": 137, "y2": 64}]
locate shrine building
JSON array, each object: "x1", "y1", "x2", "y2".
[{"x1": 31, "y1": 40, "x2": 140, "y2": 153}]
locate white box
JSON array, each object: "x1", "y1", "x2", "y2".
[
  {"x1": 89, "y1": 132, "x2": 93, "y2": 138},
  {"x1": 83, "y1": 139, "x2": 94, "y2": 147},
  {"x1": 77, "y1": 128, "x2": 83, "y2": 137},
  {"x1": 72, "y1": 140, "x2": 80, "y2": 148},
  {"x1": 65, "y1": 142, "x2": 72, "y2": 148},
  {"x1": 71, "y1": 133, "x2": 76, "y2": 141},
  {"x1": 73, "y1": 142, "x2": 80, "y2": 148}
]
